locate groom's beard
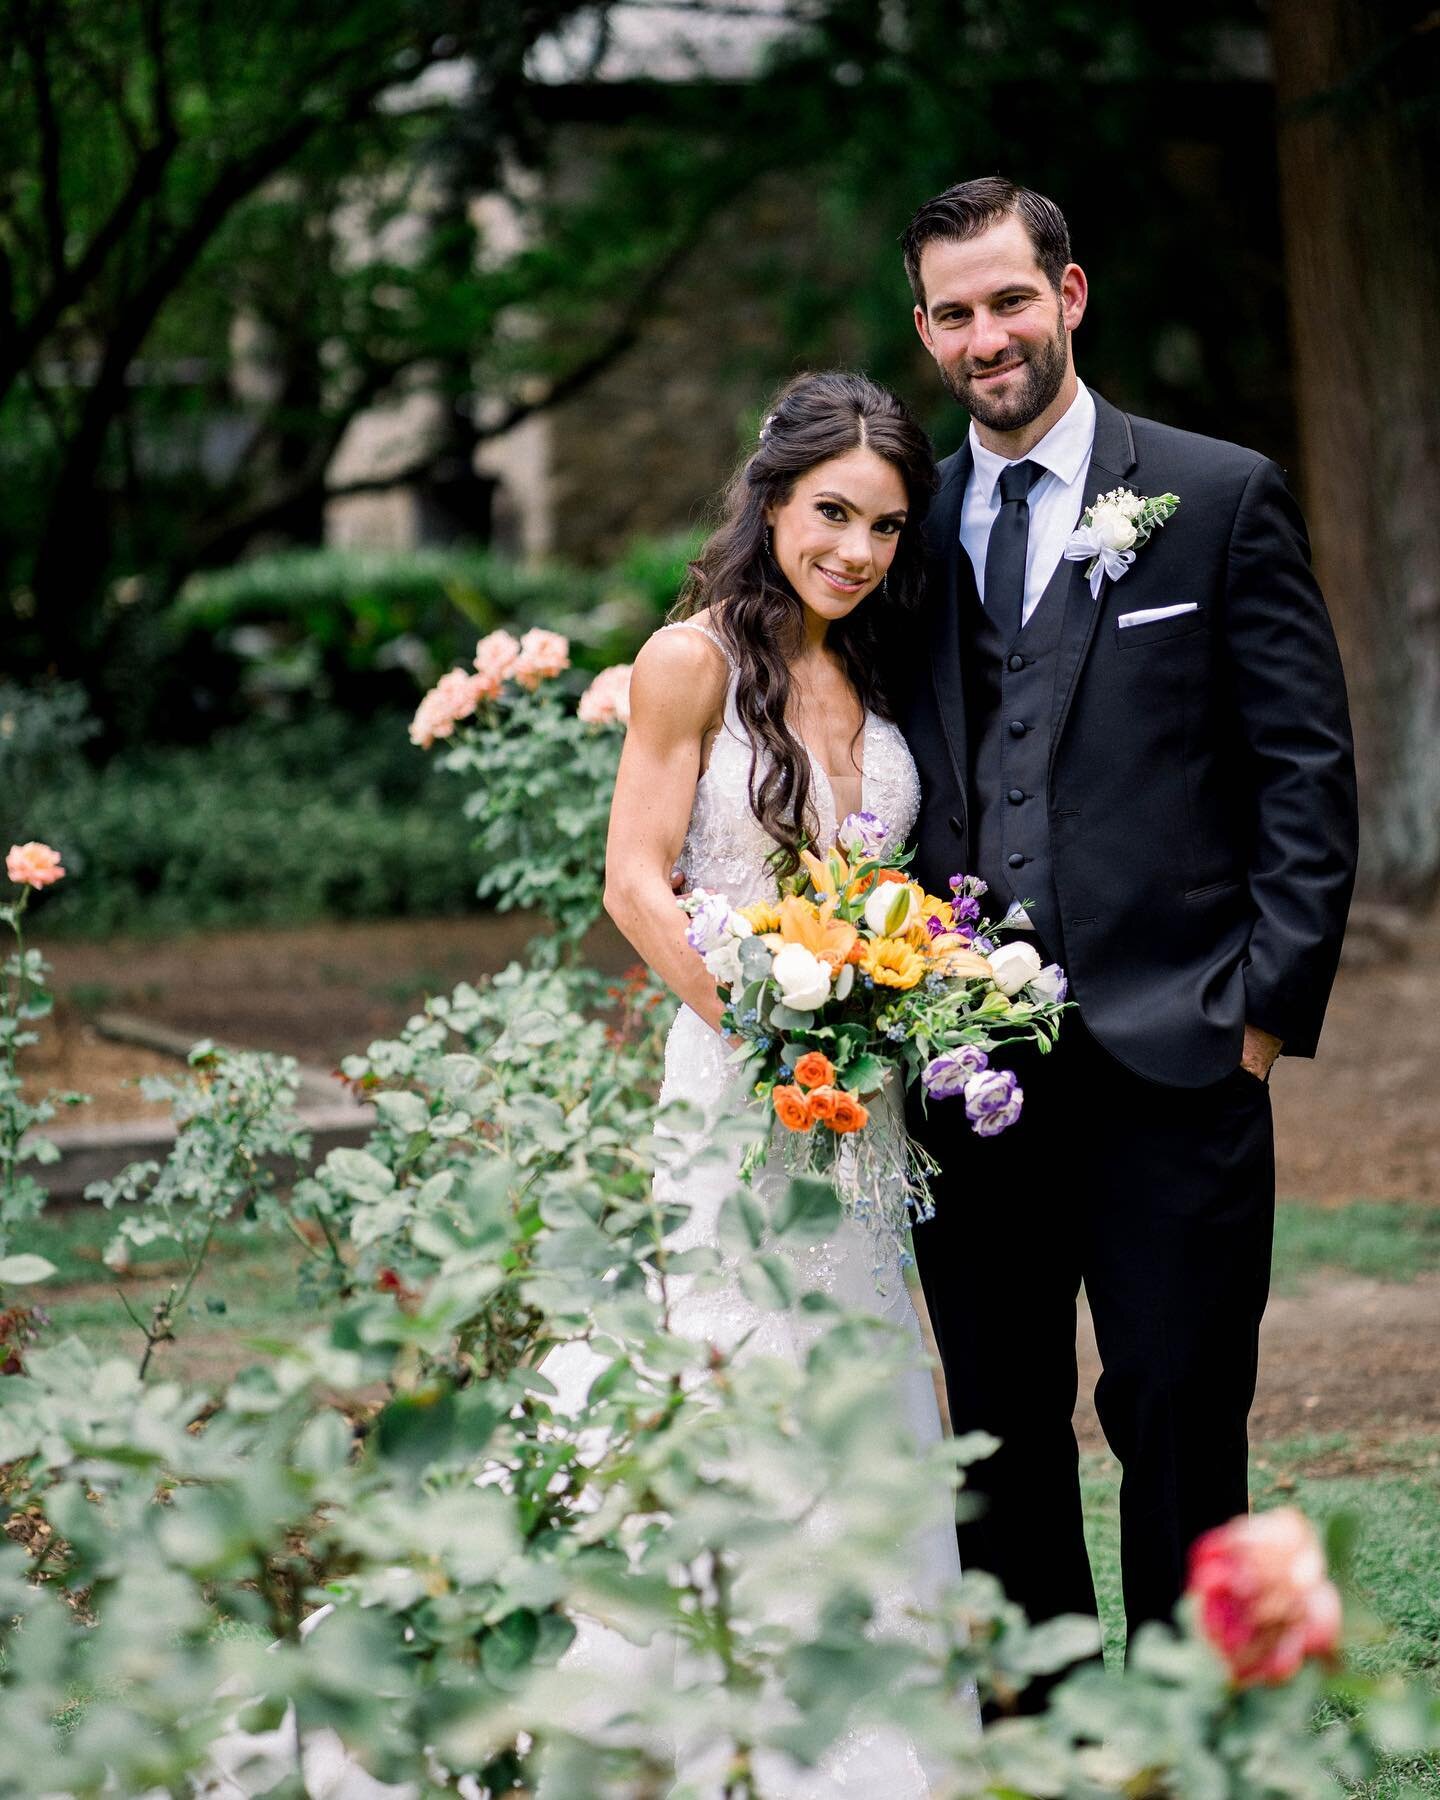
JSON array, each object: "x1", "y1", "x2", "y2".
[{"x1": 944, "y1": 317, "x2": 1068, "y2": 433}]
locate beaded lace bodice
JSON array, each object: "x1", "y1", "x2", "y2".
[{"x1": 667, "y1": 618, "x2": 922, "y2": 908}]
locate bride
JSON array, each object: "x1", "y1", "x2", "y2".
[{"x1": 590, "y1": 370, "x2": 967, "y2": 1793}]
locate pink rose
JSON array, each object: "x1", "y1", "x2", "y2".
[
  {"x1": 1187, "y1": 1507, "x2": 1342, "y2": 1687},
  {"x1": 6, "y1": 842, "x2": 65, "y2": 889},
  {"x1": 511, "y1": 627, "x2": 570, "y2": 691},
  {"x1": 472, "y1": 628, "x2": 521, "y2": 699},
  {"x1": 407, "y1": 668, "x2": 486, "y2": 749},
  {"x1": 577, "y1": 663, "x2": 632, "y2": 726}
]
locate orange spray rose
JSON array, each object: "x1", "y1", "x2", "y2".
[
  {"x1": 792, "y1": 1051, "x2": 836, "y2": 1090},
  {"x1": 772, "y1": 1085, "x2": 815, "y2": 1132}
]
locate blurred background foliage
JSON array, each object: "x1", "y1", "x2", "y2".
[{"x1": 1, "y1": 0, "x2": 1436, "y2": 922}]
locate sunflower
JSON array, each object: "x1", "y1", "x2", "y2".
[
  {"x1": 738, "y1": 900, "x2": 782, "y2": 933},
  {"x1": 860, "y1": 936, "x2": 927, "y2": 990}
]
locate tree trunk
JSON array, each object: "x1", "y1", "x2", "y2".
[{"x1": 1270, "y1": 0, "x2": 1440, "y2": 904}]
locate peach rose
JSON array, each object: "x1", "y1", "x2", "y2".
[
  {"x1": 1187, "y1": 1507, "x2": 1342, "y2": 1687},
  {"x1": 806, "y1": 1084, "x2": 841, "y2": 1122},
  {"x1": 511, "y1": 627, "x2": 570, "y2": 690},
  {"x1": 473, "y1": 628, "x2": 521, "y2": 696},
  {"x1": 792, "y1": 1051, "x2": 836, "y2": 1091},
  {"x1": 826, "y1": 1091, "x2": 869, "y2": 1134},
  {"x1": 408, "y1": 668, "x2": 486, "y2": 748},
  {"x1": 6, "y1": 842, "x2": 65, "y2": 889},
  {"x1": 772, "y1": 1084, "x2": 815, "y2": 1133},
  {"x1": 577, "y1": 662, "x2": 632, "y2": 725}
]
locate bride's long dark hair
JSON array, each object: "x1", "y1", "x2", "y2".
[{"x1": 673, "y1": 370, "x2": 936, "y2": 876}]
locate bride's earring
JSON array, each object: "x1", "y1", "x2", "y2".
[
  {"x1": 764, "y1": 525, "x2": 774, "y2": 559},
  {"x1": 883, "y1": 572, "x2": 889, "y2": 596}
]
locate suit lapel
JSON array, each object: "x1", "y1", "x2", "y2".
[
  {"x1": 924, "y1": 441, "x2": 977, "y2": 793},
  {"x1": 1048, "y1": 391, "x2": 1138, "y2": 767}
]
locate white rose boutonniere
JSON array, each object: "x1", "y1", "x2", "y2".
[{"x1": 1064, "y1": 487, "x2": 1180, "y2": 599}]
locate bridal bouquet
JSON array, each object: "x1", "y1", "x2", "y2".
[{"x1": 682, "y1": 811, "x2": 1069, "y2": 1222}]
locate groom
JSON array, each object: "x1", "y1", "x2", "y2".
[{"x1": 898, "y1": 178, "x2": 1358, "y2": 1658}]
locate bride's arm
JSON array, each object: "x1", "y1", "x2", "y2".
[{"x1": 604, "y1": 629, "x2": 730, "y2": 1032}]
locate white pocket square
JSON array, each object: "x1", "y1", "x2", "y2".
[{"x1": 1117, "y1": 602, "x2": 1199, "y2": 628}]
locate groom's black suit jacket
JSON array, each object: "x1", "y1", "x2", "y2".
[{"x1": 903, "y1": 391, "x2": 1358, "y2": 1087}]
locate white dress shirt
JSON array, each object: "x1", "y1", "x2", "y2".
[{"x1": 960, "y1": 380, "x2": 1097, "y2": 627}]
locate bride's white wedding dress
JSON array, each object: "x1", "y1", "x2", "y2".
[{"x1": 545, "y1": 619, "x2": 966, "y2": 1796}]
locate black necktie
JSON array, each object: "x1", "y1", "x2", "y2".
[{"x1": 983, "y1": 459, "x2": 1046, "y2": 641}]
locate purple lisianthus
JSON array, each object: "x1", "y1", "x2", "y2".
[
  {"x1": 1030, "y1": 962, "x2": 1068, "y2": 1005},
  {"x1": 964, "y1": 1067, "x2": 1024, "y2": 1137},
  {"x1": 971, "y1": 935, "x2": 996, "y2": 956},
  {"x1": 922, "y1": 1045, "x2": 990, "y2": 1100},
  {"x1": 683, "y1": 887, "x2": 733, "y2": 955},
  {"x1": 837, "y1": 809, "x2": 891, "y2": 861}
]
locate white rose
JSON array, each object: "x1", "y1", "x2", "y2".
[
  {"x1": 987, "y1": 940, "x2": 1044, "y2": 997},
  {"x1": 704, "y1": 940, "x2": 745, "y2": 988},
  {"x1": 1090, "y1": 503, "x2": 1138, "y2": 553},
  {"x1": 728, "y1": 912, "x2": 754, "y2": 939},
  {"x1": 862, "y1": 881, "x2": 920, "y2": 937},
  {"x1": 770, "y1": 944, "x2": 833, "y2": 1012},
  {"x1": 833, "y1": 962, "x2": 855, "y2": 1001}
]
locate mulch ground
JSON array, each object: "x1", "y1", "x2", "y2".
[{"x1": 23, "y1": 907, "x2": 1440, "y2": 1466}]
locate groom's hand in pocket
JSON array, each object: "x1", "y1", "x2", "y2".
[{"x1": 1240, "y1": 1022, "x2": 1283, "y2": 1083}]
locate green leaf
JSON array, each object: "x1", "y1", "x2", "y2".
[
  {"x1": 375, "y1": 1090, "x2": 430, "y2": 1135},
  {"x1": 844, "y1": 1053, "x2": 886, "y2": 1093},
  {"x1": 372, "y1": 1388, "x2": 457, "y2": 1472},
  {"x1": 740, "y1": 1253, "x2": 796, "y2": 1310},
  {"x1": 481, "y1": 1609, "x2": 540, "y2": 1685},
  {"x1": 770, "y1": 1003, "x2": 814, "y2": 1032},
  {"x1": 0, "y1": 1254, "x2": 56, "y2": 1284},
  {"x1": 719, "y1": 1188, "x2": 766, "y2": 1255},
  {"x1": 773, "y1": 1177, "x2": 842, "y2": 1240}
]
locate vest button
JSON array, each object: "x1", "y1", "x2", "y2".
[
  {"x1": 1009, "y1": 719, "x2": 1027, "y2": 737},
  {"x1": 1008, "y1": 653, "x2": 1025, "y2": 672},
  {"x1": 1008, "y1": 788, "x2": 1025, "y2": 805},
  {"x1": 1007, "y1": 852, "x2": 1025, "y2": 869}
]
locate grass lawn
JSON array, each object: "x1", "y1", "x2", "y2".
[
  {"x1": 22, "y1": 1202, "x2": 314, "y2": 1383},
  {"x1": 1273, "y1": 1199, "x2": 1440, "y2": 1294}
]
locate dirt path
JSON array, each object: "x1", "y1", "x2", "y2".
[{"x1": 26, "y1": 909, "x2": 1440, "y2": 1447}]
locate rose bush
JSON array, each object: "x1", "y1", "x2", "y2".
[{"x1": 0, "y1": 959, "x2": 1435, "y2": 1793}]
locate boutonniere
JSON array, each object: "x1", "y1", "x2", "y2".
[{"x1": 1064, "y1": 487, "x2": 1180, "y2": 599}]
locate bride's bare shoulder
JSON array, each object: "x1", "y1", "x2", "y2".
[{"x1": 631, "y1": 618, "x2": 730, "y2": 719}]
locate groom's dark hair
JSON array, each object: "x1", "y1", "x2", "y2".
[{"x1": 901, "y1": 178, "x2": 1071, "y2": 308}]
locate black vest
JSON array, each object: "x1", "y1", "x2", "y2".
[{"x1": 961, "y1": 558, "x2": 1071, "y2": 966}]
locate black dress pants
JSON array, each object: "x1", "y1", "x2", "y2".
[{"x1": 911, "y1": 1017, "x2": 1275, "y2": 1641}]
